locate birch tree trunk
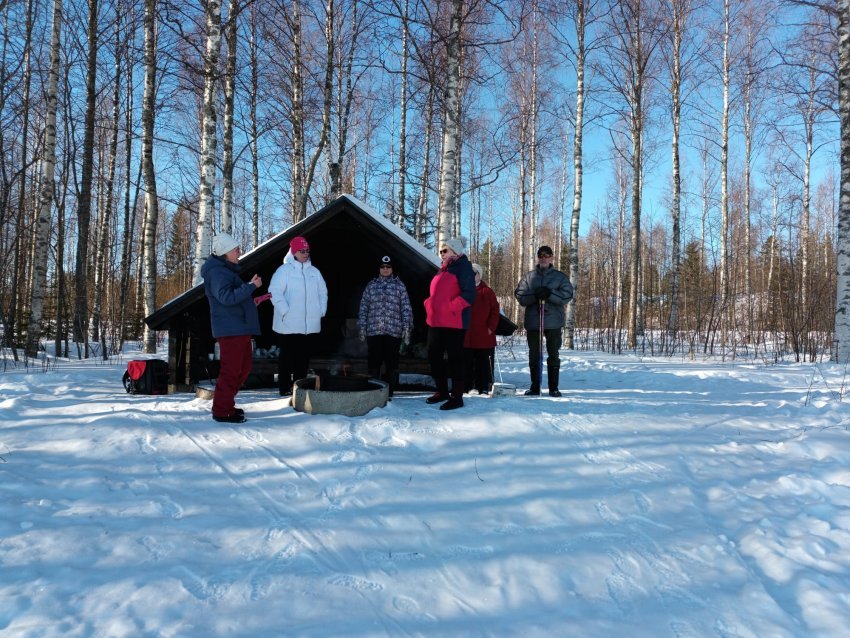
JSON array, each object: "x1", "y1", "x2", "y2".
[
  {"x1": 565, "y1": 0, "x2": 587, "y2": 350},
  {"x1": 73, "y1": 0, "x2": 100, "y2": 351},
  {"x1": 397, "y1": 0, "x2": 409, "y2": 224},
  {"x1": 91, "y1": 19, "x2": 122, "y2": 355},
  {"x1": 528, "y1": 0, "x2": 539, "y2": 269},
  {"x1": 250, "y1": 4, "x2": 259, "y2": 246},
  {"x1": 518, "y1": 115, "x2": 529, "y2": 278},
  {"x1": 301, "y1": 0, "x2": 335, "y2": 218},
  {"x1": 118, "y1": 12, "x2": 136, "y2": 348},
  {"x1": 833, "y1": 0, "x2": 850, "y2": 362},
  {"x1": 743, "y1": 58, "x2": 753, "y2": 334},
  {"x1": 666, "y1": 0, "x2": 685, "y2": 339},
  {"x1": 768, "y1": 166, "x2": 779, "y2": 317},
  {"x1": 26, "y1": 0, "x2": 62, "y2": 357},
  {"x1": 221, "y1": 0, "x2": 240, "y2": 236},
  {"x1": 290, "y1": 0, "x2": 306, "y2": 221},
  {"x1": 801, "y1": 57, "x2": 816, "y2": 311},
  {"x1": 7, "y1": 0, "x2": 34, "y2": 352},
  {"x1": 141, "y1": 0, "x2": 160, "y2": 353},
  {"x1": 719, "y1": 0, "x2": 731, "y2": 355},
  {"x1": 436, "y1": 0, "x2": 463, "y2": 248},
  {"x1": 192, "y1": 0, "x2": 222, "y2": 286},
  {"x1": 627, "y1": 111, "x2": 642, "y2": 348},
  {"x1": 415, "y1": 85, "x2": 434, "y2": 242},
  {"x1": 336, "y1": 0, "x2": 358, "y2": 190}
]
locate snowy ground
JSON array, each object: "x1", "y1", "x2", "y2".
[{"x1": 1, "y1": 346, "x2": 850, "y2": 637}]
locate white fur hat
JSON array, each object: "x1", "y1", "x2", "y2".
[
  {"x1": 444, "y1": 235, "x2": 468, "y2": 256},
  {"x1": 212, "y1": 233, "x2": 239, "y2": 256}
]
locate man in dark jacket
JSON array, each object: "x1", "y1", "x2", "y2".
[
  {"x1": 201, "y1": 233, "x2": 263, "y2": 423},
  {"x1": 514, "y1": 245, "x2": 574, "y2": 396}
]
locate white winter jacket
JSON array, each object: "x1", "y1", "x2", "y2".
[{"x1": 269, "y1": 251, "x2": 328, "y2": 334}]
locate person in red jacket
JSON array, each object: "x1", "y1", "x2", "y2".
[
  {"x1": 463, "y1": 263, "x2": 500, "y2": 394},
  {"x1": 424, "y1": 236, "x2": 477, "y2": 410}
]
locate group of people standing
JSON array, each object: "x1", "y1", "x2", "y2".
[{"x1": 202, "y1": 232, "x2": 573, "y2": 422}]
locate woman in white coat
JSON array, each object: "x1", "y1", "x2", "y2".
[{"x1": 268, "y1": 236, "x2": 328, "y2": 396}]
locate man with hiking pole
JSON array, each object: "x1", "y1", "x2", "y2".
[{"x1": 515, "y1": 245, "x2": 574, "y2": 397}]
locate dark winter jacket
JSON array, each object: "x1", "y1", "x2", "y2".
[
  {"x1": 358, "y1": 275, "x2": 413, "y2": 338},
  {"x1": 424, "y1": 254, "x2": 477, "y2": 330},
  {"x1": 201, "y1": 255, "x2": 261, "y2": 338},
  {"x1": 514, "y1": 264, "x2": 573, "y2": 330},
  {"x1": 463, "y1": 281, "x2": 499, "y2": 349}
]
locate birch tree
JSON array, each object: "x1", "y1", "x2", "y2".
[
  {"x1": 27, "y1": 0, "x2": 62, "y2": 357},
  {"x1": 831, "y1": 0, "x2": 850, "y2": 362},
  {"x1": 249, "y1": 3, "x2": 259, "y2": 246},
  {"x1": 567, "y1": 0, "x2": 588, "y2": 349},
  {"x1": 289, "y1": 0, "x2": 335, "y2": 223},
  {"x1": 118, "y1": 8, "x2": 137, "y2": 348},
  {"x1": 736, "y1": 0, "x2": 772, "y2": 335},
  {"x1": 6, "y1": 0, "x2": 35, "y2": 352},
  {"x1": 72, "y1": 0, "x2": 101, "y2": 351},
  {"x1": 552, "y1": 0, "x2": 601, "y2": 348},
  {"x1": 141, "y1": 0, "x2": 160, "y2": 353},
  {"x1": 598, "y1": 0, "x2": 667, "y2": 348},
  {"x1": 718, "y1": 0, "x2": 731, "y2": 353},
  {"x1": 192, "y1": 0, "x2": 223, "y2": 285},
  {"x1": 663, "y1": 0, "x2": 691, "y2": 338},
  {"x1": 436, "y1": 0, "x2": 463, "y2": 248},
  {"x1": 398, "y1": 0, "x2": 409, "y2": 223},
  {"x1": 91, "y1": 15, "x2": 124, "y2": 353},
  {"x1": 221, "y1": 0, "x2": 241, "y2": 236}
]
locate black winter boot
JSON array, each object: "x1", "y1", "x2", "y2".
[
  {"x1": 548, "y1": 362, "x2": 561, "y2": 397},
  {"x1": 524, "y1": 385, "x2": 541, "y2": 396},
  {"x1": 387, "y1": 369, "x2": 398, "y2": 397},
  {"x1": 427, "y1": 377, "x2": 449, "y2": 404},
  {"x1": 439, "y1": 396, "x2": 464, "y2": 410},
  {"x1": 440, "y1": 379, "x2": 465, "y2": 409}
]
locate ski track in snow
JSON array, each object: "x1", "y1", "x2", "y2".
[
  {"x1": 2, "y1": 355, "x2": 846, "y2": 636},
  {"x1": 545, "y1": 410, "x2": 779, "y2": 636},
  {"x1": 132, "y1": 407, "x2": 404, "y2": 620}
]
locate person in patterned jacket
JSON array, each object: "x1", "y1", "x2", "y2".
[{"x1": 357, "y1": 255, "x2": 413, "y2": 396}]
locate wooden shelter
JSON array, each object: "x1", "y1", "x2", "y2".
[{"x1": 145, "y1": 195, "x2": 516, "y2": 392}]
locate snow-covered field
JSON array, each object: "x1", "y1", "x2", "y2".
[{"x1": 1, "y1": 346, "x2": 850, "y2": 637}]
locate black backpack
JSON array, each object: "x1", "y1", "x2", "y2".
[{"x1": 123, "y1": 359, "x2": 169, "y2": 395}]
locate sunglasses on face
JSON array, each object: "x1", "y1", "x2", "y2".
[
  {"x1": 298, "y1": 249, "x2": 310, "y2": 254},
  {"x1": 439, "y1": 248, "x2": 449, "y2": 254},
  {"x1": 538, "y1": 254, "x2": 553, "y2": 259}
]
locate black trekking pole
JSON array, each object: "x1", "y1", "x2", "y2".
[{"x1": 539, "y1": 299, "x2": 545, "y2": 391}]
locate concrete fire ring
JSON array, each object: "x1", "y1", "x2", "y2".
[{"x1": 292, "y1": 377, "x2": 389, "y2": 417}]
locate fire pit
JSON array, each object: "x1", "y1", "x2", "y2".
[{"x1": 292, "y1": 374, "x2": 389, "y2": 417}]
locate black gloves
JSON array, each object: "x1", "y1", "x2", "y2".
[{"x1": 534, "y1": 287, "x2": 551, "y2": 301}]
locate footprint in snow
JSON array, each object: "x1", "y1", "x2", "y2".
[
  {"x1": 155, "y1": 458, "x2": 173, "y2": 475},
  {"x1": 157, "y1": 496, "x2": 184, "y2": 520},
  {"x1": 632, "y1": 490, "x2": 652, "y2": 514},
  {"x1": 332, "y1": 450, "x2": 357, "y2": 464},
  {"x1": 136, "y1": 436, "x2": 156, "y2": 454},
  {"x1": 240, "y1": 428, "x2": 265, "y2": 443},
  {"x1": 393, "y1": 595, "x2": 421, "y2": 615},
  {"x1": 250, "y1": 573, "x2": 273, "y2": 601},
  {"x1": 327, "y1": 574, "x2": 384, "y2": 592},
  {"x1": 174, "y1": 567, "x2": 213, "y2": 601},
  {"x1": 282, "y1": 483, "x2": 300, "y2": 500},
  {"x1": 139, "y1": 535, "x2": 174, "y2": 560},
  {"x1": 596, "y1": 501, "x2": 620, "y2": 525},
  {"x1": 203, "y1": 432, "x2": 223, "y2": 445}
]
